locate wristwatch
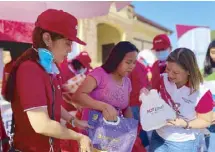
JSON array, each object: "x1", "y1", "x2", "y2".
[
  {"x1": 69, "y1": 117, "x2": 76, "y2": 128},
  {"x1": 183, "y1": 120, "x2": 191, "y2": 129}
]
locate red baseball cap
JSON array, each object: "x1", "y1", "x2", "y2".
[
  {"x1": 151, "y1": 34, "x2": 171, "y2": 51},
  {"x1": 75, "y1": 51, "x2": 92, "y2": 69},
  {"x1": 35, "y1": 9, "x2": 86, "y2": 45}
]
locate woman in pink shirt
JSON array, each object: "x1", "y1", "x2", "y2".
[
  {"x1": 73, "y1": 41, "x2": 147, "y2": 151},
  {"x1": 73, "y1": 41, "x2": 137, "y2": 121}
]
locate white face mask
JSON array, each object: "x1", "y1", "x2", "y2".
[{"x1": 156, "y1": 50, "x2": 170, "y2": 61}]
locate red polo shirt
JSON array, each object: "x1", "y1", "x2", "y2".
[
  {"x1": 60, "y1": 60, "x2": 91, "y2": 112},
  {"x1": 60, "y1": 60, "x2": 76, "y2": 84},
  {"x1": 151, "y1": 60, "x2": 166, "y2": 90},
  {"x1": 129, "y1": 61, "x2": 150, "y2": 107},
  {"x1": 60, "y1": 60, "x2": 76, "y2": 111},
  {"x1": 12, "y1": 61, "x2": 62, "y2": 151},
  {"x1": 60, "y1": 61, "x2": 81, "y2": 152}
]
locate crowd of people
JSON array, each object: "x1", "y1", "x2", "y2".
[{"x1": 0, "y1": 8, "x2": 215, "y2": 152}]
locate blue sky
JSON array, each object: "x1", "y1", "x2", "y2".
[{"x1": 132, "y1": 1, "x2": 215, "y2": 49}]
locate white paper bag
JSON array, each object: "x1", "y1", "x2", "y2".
[{"x1": 139, "y1": 89, "x2": 176, "y2": 131}]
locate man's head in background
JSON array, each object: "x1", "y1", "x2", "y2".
[{"x1": 152, "y1": 34, "x2": 172, "y2": 62}]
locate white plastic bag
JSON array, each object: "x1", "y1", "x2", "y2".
[
  {"x1": 139, "y1": 89, "x2": 176, "y2": 131},
  {"x1": 63, "y1": 73, "x2": 86, "y2": 93}
]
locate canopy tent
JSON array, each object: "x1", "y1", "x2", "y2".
[
  {"x1": 0, "y1": 1, "x2": 130, "y2": 44},
  {"x1": 0, "y1": 1, "x2": 130, "y2": 23}
]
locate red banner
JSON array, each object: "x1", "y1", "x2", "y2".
[{"x1": 0, "y1": 19, "x2": 34, "y2": 43}]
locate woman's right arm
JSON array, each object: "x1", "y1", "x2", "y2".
[
  {"x1": 26, "y1": 108, "x2": 92, "y2": 152},
  {"x1": 72, "y1": 76, "x2": 104, "y2": 110},
  {"x1": 26, "y1": 107, "x2": 83, "y2": 140},
  {"x1": 72, "y1": 75, "x2": 118, "y2": 121}
]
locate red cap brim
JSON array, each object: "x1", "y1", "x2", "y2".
[{"x1": 73, "y1": 37, "x2": 86, "y2": 45}]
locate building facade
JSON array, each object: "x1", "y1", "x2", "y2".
[{"x1": 77, "y1": 4, "x2": 172, "y2": 67}]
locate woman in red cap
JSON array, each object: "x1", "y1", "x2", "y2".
[
  {"x1": 60, "y1": 51, "x2": 92, "y2": 112},
  {"x1": 3, "y1": 9, "x2": 91, "y2": 152},
  {"x1": 61, "y1": 51, "x2": 92, "y2": 85}
]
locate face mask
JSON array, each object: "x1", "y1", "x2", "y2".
[
  {"x1": 156, "y1": 50, "x2": 169, "y2": 61},
  {"x1": 77, "y1": 68, "x2": 87, "y2": 74},
  {"x1": 38, "y1": 48, "x2": 59, "y2": 74}
]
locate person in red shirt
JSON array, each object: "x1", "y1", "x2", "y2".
[
  {"x1": 60, "y1": 51, "x2": 92, "y2": 152},
  {"x1": 151, "y1": 34, "x2": 172, "y2": 89},
  {"x1": 60, "y1": 51, "x2": 92, "y2": 112},
  {"x1": 129, "y1": 60, "x2": 150, "y2": 108},
  {"x1": 129, "y1": 60, "x2": 150, "y2": 151},
  {"x1": 138, "y1": 56, "x2": 153, "y2": 82},
  {"x1": 61, "y1": 51, "x2": 92, "y2": 82},
  {"x1": 3, "y1": 9, "x2": 91, "y2": 152}
]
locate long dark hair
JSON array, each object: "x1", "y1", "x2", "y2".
[
  {"x1": 4, "y1": 27, "x2": 64, "y2": 102},
  {"x1": 204, "y1": 40, "x2": 215, "y2": 76},
  {"x1": 71, "y1": 59, "x2": 83, "y2": 71},
  {"x1": 102, "y1": 41, "x2": 139, "y2": 73}
]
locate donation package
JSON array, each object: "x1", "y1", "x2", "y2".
[{"x1": 139, "y1": 89, "x2": 176, "y2": 131}]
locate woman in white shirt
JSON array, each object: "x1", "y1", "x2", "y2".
[{"x1": 145, "y1": 48, "x2": 214, "y2": 152}]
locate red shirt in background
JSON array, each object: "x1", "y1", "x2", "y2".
[
  {"x1": 151, "y1": 60, "x2": 166, "y2": 91},
  {"x1": 60, "y1": 59, "x2": 91, "y2": 112},
  {"x1": 128, "y1": 61, "x2": 148, "y2": 152},
  {"x1": 60, "y1": 60, "x2": 76, "y2": 84},
  {"x1": 129, "y1": 61, "x2": 150, "y2": 107},
  {"x1": 60, "y1": 60, "x2": 77, "y2": 112},
  {"x1": 60, "y1": 59, "x2": 91, "y2": 152}
]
